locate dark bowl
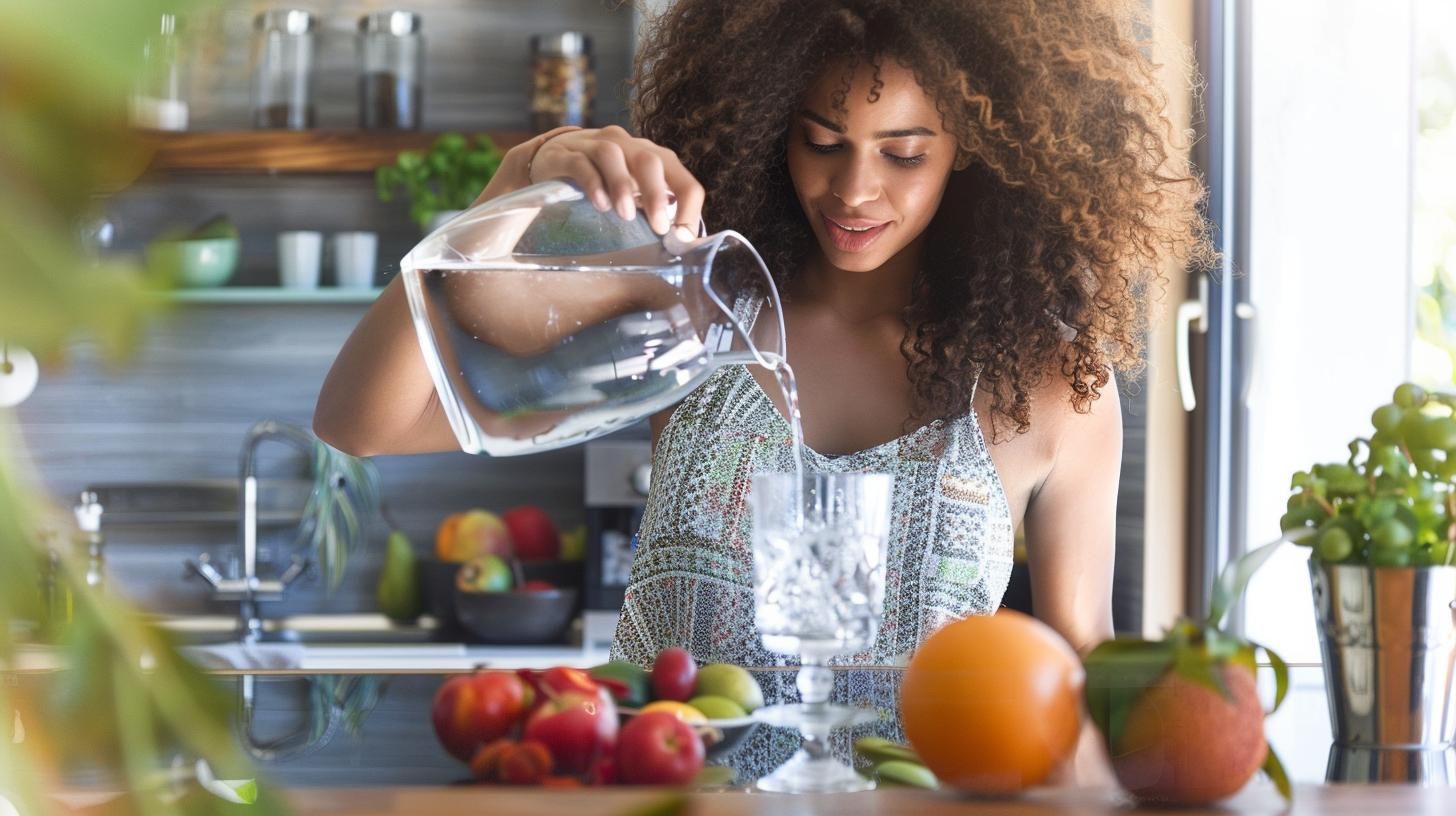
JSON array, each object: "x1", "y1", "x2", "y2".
[{"x1": 453, "y1": 587, "x2": 578, "y2": 644}]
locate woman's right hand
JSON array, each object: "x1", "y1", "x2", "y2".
[{"x1": 527, "y1": 125, "x2": 705, "y2": 243}]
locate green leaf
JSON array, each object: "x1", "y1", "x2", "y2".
[
  {"x1": 1082, "y1": 638, "x2": 1176, "y2": 753},
  {"x1": 196, "y1": 760, "x2": 259, "y2": 805},
  {"x1": 1262, "y1": 746, "x2": 1294, "y2": 802},
  {"x1": 1254, "y1": 640, "x2": 1290, "y2": 715},
  {"x1": 1208, "y1": 537, "x2": 1286, "y2": 629}
]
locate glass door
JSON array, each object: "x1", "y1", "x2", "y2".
[{"x1": 1194, "y1": 0, "x2": 1431, "y2": 783}]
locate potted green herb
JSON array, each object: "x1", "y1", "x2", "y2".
[
  {"x1": 375, "y1": 132, "x2": 503, "y2": 233},
  {"x1": 1281, "y1": 382, "x2": 1456, "y2": 780}
]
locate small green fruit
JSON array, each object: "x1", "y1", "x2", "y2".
[
  {"x1": 456, "y1": 555, "x2": 512, "y2": 592},
  {"x1": 875, "y1": 759, "x2": 939, "y2": 789},
  {"x1": 693, "y1": 664, "x2": 764, "y2": 712},
  {"x1": 376, "y1": 529, "x2": 420, "y2": 620},
  {"x1": 687, "y1": 695, "x2": 747, "y2": 720}
]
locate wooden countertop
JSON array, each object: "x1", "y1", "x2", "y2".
[{"x1": 286, "y1": 782, "x2": 1454, "y2": 815}]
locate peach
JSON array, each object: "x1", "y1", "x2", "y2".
[{"x1": 436, "y1": 509, "x2": 513, "y2": 562}]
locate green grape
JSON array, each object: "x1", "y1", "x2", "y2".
[
  {"x1": 1280, "y1": 502, "x2": 1326, "y2": 533},
  {"x1": 1371, "y1": 429, "x2": 1397, "y2": 447},
  {"x1": 1394, "y1": 383, "x2": 1428, "y2": 409},
  {"x1": 1315, "y1": 526, "x2": 1354, "y2": 562},
  {"x1": 1431, "y1": 541, "x2": 1453, "y2": 566},
  {"x1": 1367, "y1": 445, "x2": 1407, "y2": 476},
  {"x1": 1290, "y1": 470, "x2": 1311, "y2": 490},
  {"x1": 1369, "y1": 517, "x2": 1415, "y2": 550},
  {"x1": 1358, "y1": 497, "x2": 1398, "y2": 527},
  {"x1": 1372, "y1": 404, "x2": 1405, "y2": 434},
  {"x1": 1399, "y1": 410, "x2": 1429, "y2": 447},
  {"x1": 1412, "y1": 447, "x2": 1445, "y2": 475},
  {"x1": 1410, "y1": 497, "x2": 1446, "y2": 529},
  {"x1": 1370, "y1": 546, "x2": 1413, "y2": 568},
  {"x1": 1414, "y1": 417, "x2": 1456, "y2": 451}
]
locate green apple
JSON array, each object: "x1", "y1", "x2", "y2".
[
  {"x1": 692, "y1": 664, "x2": 764, "y2": 712},
  {"x1": 687, "y1": 695, "x2": 747, "y2": 720},
  {"x1": 455, "y1": 555, "x2": 512, "y2": 593}
]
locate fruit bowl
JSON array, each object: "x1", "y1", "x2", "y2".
[{"x1": 453, "y1": 587, "x2": 578, "y2": 644}]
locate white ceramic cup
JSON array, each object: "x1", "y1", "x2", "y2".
[
  {"x1": 278, "y1": 231, "x2": 323, "y2": 289},
  {"x1": 332, "y1": 231, "x2": 378, "y2": 289}
]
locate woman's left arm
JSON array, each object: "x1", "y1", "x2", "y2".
[
  {"x1": 1021, "y1": 372, "x2": 1124, "y2": 787},
  {"x1": 1021, "y1": 373, "x2": 1123, "y2": 653}
]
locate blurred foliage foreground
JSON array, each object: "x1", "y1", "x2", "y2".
[{"x1": 0, "y1": 2, "x2": 286, "y2": 814}]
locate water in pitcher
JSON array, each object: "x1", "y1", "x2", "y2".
[{"x1": 409, "y1": 259, "x2": 810, "y2": 481}]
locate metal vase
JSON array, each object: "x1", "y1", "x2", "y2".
[{"x1": 1309, "y1": 561, "x2": 1456, "y2": 783}]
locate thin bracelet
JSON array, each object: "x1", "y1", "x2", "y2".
[{"x1": 525, "y1": 126, "x2": 584, "y2": 182}]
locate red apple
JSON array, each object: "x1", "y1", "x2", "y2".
[
  {"x1": 615, "y1": 711, "x2": 705, "y2": 785},
  {"x1": 432, "y1": 671, "x2": 532, "y2": 762},
  {"x1": 518, "y1": 579, "x2": 555, "y2": 593},
  {"x1": 504, "y1": 505, "x2": 560, "y2": 561},
  {"x1": 651, "y1": 647, "x2": 697, "y2": 702},
  {"x1": 522, "y1": 689, "x2": 618, "y2": 775}
]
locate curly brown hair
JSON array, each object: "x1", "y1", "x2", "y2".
[{"x1": 629, "y1": 0, "x2": 1215, "y2": 436}]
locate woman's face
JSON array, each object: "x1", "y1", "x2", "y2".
[{"x1": 787, "y1": 56, "x2": 958, "y2": 274}]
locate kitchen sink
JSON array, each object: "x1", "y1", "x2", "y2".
[{"x1": 152, "y1": 613, "x2": 444, "y2": 646}]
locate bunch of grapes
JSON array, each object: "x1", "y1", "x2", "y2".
[{"x1": 1282, "y1": 383, "x2": 1456, "y2": 568}]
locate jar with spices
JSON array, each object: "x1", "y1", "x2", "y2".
[
  {"x1": 530, "y1": 32, "x2": 594, "y2": 131},
  {"x1": 251, "y1": 9, "x2": 317, "y2": 129},
  {"x1": 358, "y1": 11, "x2": 424, "y2": 130}
]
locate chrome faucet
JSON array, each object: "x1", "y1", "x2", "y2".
[{"x1": 187, "y1": 420, "x2": 314, "y2": 641}]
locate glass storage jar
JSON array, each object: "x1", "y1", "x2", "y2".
[{"x1": 530, "y1": 32, "x2": 594, "y2": 131}]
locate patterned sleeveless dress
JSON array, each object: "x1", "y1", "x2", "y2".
[{"x1": 608, "y1": 297, "x2": 1016, "y2": 777}]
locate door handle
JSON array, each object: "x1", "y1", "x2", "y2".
[
  {"x1": 1175, "y1": 275, "x2": 1256, "y2": 413},
  {"x1": 1176, "y1": 276, "x2": 1209, "y2": 412}
]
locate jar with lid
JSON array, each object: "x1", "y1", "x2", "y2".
[
  {"x1": 251, "y1": 9, "x2": 317, "y2": 129},
  {"x1": 130, "y1": 13, "x2": 189, "y2": 131},
  {"x1": 530, "y1": 32, "x2": 594, "y2": 131},
  {"x1": 358, "y1": 11, "x2": 425, "y2": 129}
]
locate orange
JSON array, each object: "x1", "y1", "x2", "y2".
[{"x1": 900, "y1": 610, "x2": 1084, "y2": 796}]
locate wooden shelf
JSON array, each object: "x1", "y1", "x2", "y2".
[
  {"x1": 142, "y1": 130, "x2": 534, "y2": 174},
  {"x1": 167, "y1": 287, "x2": 385, "y2": 304}
]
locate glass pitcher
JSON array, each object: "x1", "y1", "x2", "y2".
[{"x1": 399, "y1": 179, "x2": 786, "y2": 456}]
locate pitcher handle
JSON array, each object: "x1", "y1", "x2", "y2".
[{"x1": 667, "y1": 228, "x2": 788, "y2": 370}]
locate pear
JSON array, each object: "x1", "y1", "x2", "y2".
[
  {"x1": 693, "y1": 664, "x2": 764, "y2": 712},
  {"x1": 376, "y1": 529, "x2": 420, "y2": 621}
]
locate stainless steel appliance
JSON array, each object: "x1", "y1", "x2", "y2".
[{"x1": 581, "y1": 440, "x2": 651, "y2": 648}]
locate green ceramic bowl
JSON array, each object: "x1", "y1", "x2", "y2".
[{"x1": 145, "y1": 238, "x2": 240, "y2": 288}]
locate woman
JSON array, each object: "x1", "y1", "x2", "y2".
[{"x1": 315, "y1": 0, "x2": 1210, "y2": 778}]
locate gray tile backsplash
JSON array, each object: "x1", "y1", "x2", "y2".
[{"x1": 16, "y1": 304, "x2": 613, "y2": 617}]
